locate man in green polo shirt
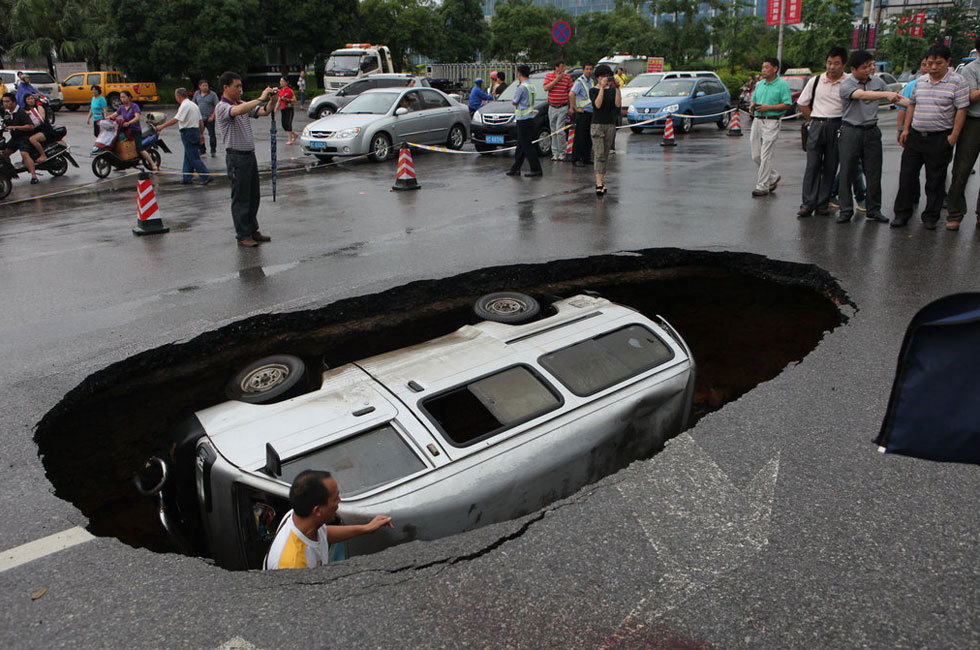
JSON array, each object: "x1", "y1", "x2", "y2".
[{"x1": 749, "y1": 57, "x2": 793, "y2": 197}]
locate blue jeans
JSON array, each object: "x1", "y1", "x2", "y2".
[
  {"x1": 180, "y1": 128, "x2": 210, "y2": 183},
  {"x1": 832, "y1": 158, "x2": 867, "y2": 202}
]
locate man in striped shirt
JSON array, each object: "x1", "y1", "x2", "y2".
[
  {"x1": 893, "y1": 45, "x2": 970, "y2": 229},
  {"x1": 544, "y1": 61, "x2": 573, "y2": 161},
  {"x1": 263, "y1": 470, "x2": 393, "y2": 570}
]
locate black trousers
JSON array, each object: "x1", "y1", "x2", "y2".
[
  {"x1": 226, "y1": 150, "x2": 261, "y2": 240},
  {"x1": 894, "y1": 130, "x2": 954, "y2": 225},
  {"x1": 572, "y1": 111, "x2": 592, "y2": 163},
  {"x1": 510, "y1": 119, "x2": 541, "y2": 173},
  {"x1": 837, "y1": 124, "x2": 883, "y2": 217},
  {"x1": 800, "y1": 119, "x2": 840, "y2": 210},
  {"x1": 200, "y1": 119, "x2": 217, "y2": 154}
]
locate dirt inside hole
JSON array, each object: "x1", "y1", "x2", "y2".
[{"x1": 34, "y1": 249, "x2": 848, "y2": 558}]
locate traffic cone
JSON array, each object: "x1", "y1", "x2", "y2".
[
  {"x1": 392, "y1": 142, "x2": 420, "y2": 191},
  {"x1": 565, "y1": 126, "x2": 575, "y2": 157},
  {"x1": 727, "y1": 110, "x2": 743, "y2": 137},
  {"x1": 660, "y1": 116, "x2": 677, "y2": 147},
  {"x1": 132, "y1": 171, "x2": 169, "y2": 236}
]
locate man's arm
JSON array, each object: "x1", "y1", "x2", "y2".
[
  {"x1": 256, "y1": 92, "x2": 278, "y2": 117},
  {"x1": 326, "y1": 515, "x2": 392, "y2": 543},
  {"x1": 899, "y1": 103, "x2": 916, "y2": 147},
  {"x1": 543, "y1": 73, "x2": 560, "y2": 91},
  {"x1": 230, "y1": 87, "x2": 273, "y2": 117},
  {"x1": 950, "y1": 106, "x2": 967, "y2": 146},
  {"x1": 154, "y1": 116, "x2": 177, "y2": 132}
]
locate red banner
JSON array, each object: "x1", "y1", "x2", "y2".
[
  {"x1": 852, "y1": 27, "x2": 862, "y2": 49},
  {"x1": 913, "y1": 12, "x2": 926, "y2": 37},
  {"x1": 867, "y1": 25, "x2": 877, "y2": 49},
  {"x1": 766, "y1": 0, "x2": 782, "y2": 26},
  {"x1": 785, "y1": 0, "x2": 802, "y2": 25}
]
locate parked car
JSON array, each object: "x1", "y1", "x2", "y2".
[
  {"x1": 781, "y1": 75, "x2": 809, "y2": 115},
  {"x1": 308, "y1": 74, "x2": 429, "y2": 119},
  {"x1": 136, "y1": 292, "x2": 696, "y2": 570},
  {"x1": 60, "y1": 71, "x2": 158, "y2": 111},
  {"x1": 877, "y1": 72, "x2": 904, "y2": 107},
  {"x1": 470, "y1": 70, "x2": 582, "y2": 157},
  {"x1": 627, "y1": 77, "x2": 732, "y2": 133},
  {"x1": 621, "y1": 71, "x2": 721, "y2": 112},
  {"x1": 0, "y1": 69, "x2": 63, "y2": 110},
  {"x1": 300, "y1": 86, "x2": 469, "y2": 162}
]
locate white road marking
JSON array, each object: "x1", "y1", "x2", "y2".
[
  {"x1": 0, "y1": 526, "x2": 95, "y2": 573},
  {"x1": 215, "y1": 636, "x2": 258, "y2": 650}
]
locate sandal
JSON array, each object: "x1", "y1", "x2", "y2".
[
  {"x1": 595, "y1": 185, "x2": 605, "y2": 196},
  {"x1": 30, "y1": 177, "x2": 39, "y2": 184}
]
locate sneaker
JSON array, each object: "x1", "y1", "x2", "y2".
[
  {"x1": 855, "y1": 201, "x2": 867, "y2": 213},
  {"x1": 752, "y1": 189, "x2": 769, "y2": 197},
  {"x1": 768, "y1": 175, "x2": 781, "y2": 192},
  {"x1": 946, "y1": 220, "x2": 961, "y2": 231},
  {"x1": 828, "y1": 196, "x2": 840, "y2": 208}
]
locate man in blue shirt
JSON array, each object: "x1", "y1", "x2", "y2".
[
  {"x1": 468, "y1": 78, "x2": 492, "y2": 115},
  {"x1": 506, "y1": 65, "x2": 542, "y2": 177}
]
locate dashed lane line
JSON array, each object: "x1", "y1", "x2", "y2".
[{"x1": 0, "y1": 526, "x2": 94, "y2": 574}]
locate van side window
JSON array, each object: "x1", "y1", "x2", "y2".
[
  {"x1": 278, "y1": 424, "x2": 426, "y2": 497},
  {"x1": 423, "y1": 366, "x2": 562, "y2": 446},
  {"x1": 539, "y1": 325, "x2": 675, "y2": 396}
]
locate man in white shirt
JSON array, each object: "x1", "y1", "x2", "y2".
[
  {"x1": 154, "y1": 88, "x2": 211, "y2": 184},
  {"x1": 797, "y1": 47, "x2": 848, "y2": 217},
  {"x1": 263, "y1": 470, "x2": 393, "y2": 570}
]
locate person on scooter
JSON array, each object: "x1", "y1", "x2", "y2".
[
  {"x1": 1, "y1": 92, "x2": 41, "y2": 184},
  {"x1": 107, "y1": 90, "x2": 157, "y2": 171},
  {"x1": 15, "y1": 74, "x2": 38, "y2": 108},
  {"x1": 23, "y1": 93, "x2": 60, "y2": 163}
]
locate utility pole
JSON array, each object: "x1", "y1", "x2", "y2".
[{"x1": 776, "y1": 0, "x2": 786, "y2": 66}]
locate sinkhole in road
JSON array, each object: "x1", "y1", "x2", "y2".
[{"x1": 34, "y1": 248, "x2": 848, "y2": 564}]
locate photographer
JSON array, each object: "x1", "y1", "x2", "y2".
[
  {"x1": 214, "y1": 72, "x2": 278, "y2": 248},
  {"x1": 589, "y1": 65, "x2": 621, "y2": 195}
]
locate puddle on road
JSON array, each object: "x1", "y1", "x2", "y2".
[{"x1": 34, "y1": 248, "x2": 848, "y2": 560}]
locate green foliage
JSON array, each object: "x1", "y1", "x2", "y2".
[
  {"x1": 875, "y1": 13, "x2": 929, "y2": 74},
  {"x1": 924, "y1": 1, "x2": 980, "y2": 60},
  {"x1": 488, "y1": 0, "x2": 570, "y2": 63},
  {"x1": 436, "y1": 0, "x2": 488, "y2": 62},
  {"x1": 573, "y1": 4, "x2": 663, "y2": 66},
  {"x1": 8, "y1": 0, "x2": 98, "y2": 73},
  {"x1": 358, "y1": 0, "x2": 445, "y2": 68},
  {"x1": 782, "y1": 0, "x2": 855, "y2": 68}
]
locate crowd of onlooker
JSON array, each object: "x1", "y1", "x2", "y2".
[{"x1": 749, "y1": 42, "x2": 979, "y2": 231}]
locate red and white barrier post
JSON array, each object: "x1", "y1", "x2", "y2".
[
  {"x1": 661, "y1": 116, "x2": 677, "y2": 147},
  {"x1": 133, "y1": 171, "x2": 169, "y2": 236},
  {"x1": 392, "y1": 142, "x2": 420, "y2": 191}
]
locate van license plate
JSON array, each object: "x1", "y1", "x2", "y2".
[{"x1": 486, "y1": 135, "x2": 505, "y2": 144}]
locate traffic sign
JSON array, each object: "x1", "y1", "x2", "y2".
[{"x1": 552, "y1": 21, "x2": 571, "y2": 46}]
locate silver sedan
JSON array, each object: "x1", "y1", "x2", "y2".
[{"x1": 300, "y1": 87, "x2": 470, "y2": 162}]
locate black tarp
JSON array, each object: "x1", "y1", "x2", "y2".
[{"x1": 876, "y1": 293, "x2": 980, "y2": 464}]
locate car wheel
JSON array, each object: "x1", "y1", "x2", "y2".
[
  {"x1": 65, "y1": 104, "x2": 79, "y2": 112},
  {"x1": 474, "y1": 292, "x2": 541, "y2": 324},
  {"x1": 51, "y1": 104, "x2": 61, "y2": 112},
  {"x1": 369, "y1": 132, "x2": 393, "y2": 162},
  {"x1": 107, "y1": 92, "x2": 121, "y2": 111},
  {"x1": 91, "y1": 154, "x2": 112, "y2": 178},
  {"x1": 315, "y1": 154, "x2": 333, "y2": 163},
  {"x1": 225, "y1": 354, "x2": 308, "y2": 404},
  {"x1": 474, "y1": 142, "x2": 497, "y2": 153},
  {"x1": 317, "y1": 105, "x2": 335, "y2": 119},
  {"x1": 536, "y1": 127, "x2": 552, "y2": 157},
  {"x1": 630, "y1": 126, "x2": 644, "y2": 134},
  {"x1": 0, "y1": 176, "x2": 11, "y2": 200},
  {"x1": 678, "y1": 116, "x2": 693, "y2": 133},
  {"x1": 148, "y1": 148, "x2": 162, "y2": 169},
  {"x1": 47, "y1": 156, "x2": 68, "y2": 177},
  {"x1": 717, "y1": 110, "x2": 731, "y2": 130},
  {"x1": 446, "y1": 124, "x2": 466, "y2": 150}
]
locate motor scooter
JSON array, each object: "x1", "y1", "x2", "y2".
[
  {"x1": 0, "y1": 124, "x2": 79, "y2": 200},
  {"x1": 90, "y1": 114, "x2": 171, "y2": 178}
]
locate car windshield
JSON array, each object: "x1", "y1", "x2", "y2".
[
  {"x1": 645, "y1": 79, "x2": 694, "y2": 97},
  {"x1": 627, "y1": 73, "x2": 663, "y2": 88},
  {"x1": 278, "y1": 424, "x2": 426, "y2": 497},
  {"x1": 340, "y1": 92, "x2": 398, "y2": 114},
  {"x1": 326, "y1": 53, "x2": 363, "y2": 75},
  {"x1": 497, "y1": 79, "x2": 545, "y2": 102},
  {"x1": 25, "y1": 72, "x2": 54, "y2": 84}
]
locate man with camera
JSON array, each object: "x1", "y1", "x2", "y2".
[{"x1": 214, "y1": 72, "x2": 278, "y2": 247}]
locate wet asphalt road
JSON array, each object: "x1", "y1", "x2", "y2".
[{"x1": 1, "y1": 107, "x2": 978, "y2": 648}]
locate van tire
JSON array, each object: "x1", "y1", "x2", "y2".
[
  {"x1": 226, "y1": 355, "x2": 308, "y2": 404},
  {"x1": 474, "y1": 292, "x2": 541, "y2": 324}
]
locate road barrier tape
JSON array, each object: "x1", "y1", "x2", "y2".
[
  {"x1": 0, "y1": 171, "x2": 141, "y2": 208},
  {"x1": 620, "y1": 107, "x2": 800, "y2": 129},
  {"x1": 412, "y1": 124, "x2": 573, "y2": 155}
]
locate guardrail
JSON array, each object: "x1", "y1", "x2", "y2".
[{"x1": 425, "y1": 62, "x2": 549, "y2": 85}]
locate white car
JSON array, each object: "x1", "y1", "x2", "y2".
[
  {"x1": 137, "y1": 292, "x2": 696, "y2": 570},
  {"x1": 0, "y1": 69, "x2": 63, "y2": 109}
]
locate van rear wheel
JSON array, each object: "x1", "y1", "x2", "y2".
[
  {"x1": 474, "y1": 292, "x2": 541, "y2": 324},
  {"x1": 226, "y1": 355, "x2": 308, "y2": 404}
]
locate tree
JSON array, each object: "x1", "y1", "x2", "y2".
[
  {"x1": 575, "y1": 2, "x2": 664, "y2": 66},
  {"x1": 437, "y1": 0, "x2": 488, "y2": 62},
  {"x1": 781, "y1": 0, "x2": 854, "y2": 68},
  {"x1": 358, "y1": 0, "x2": 445, "y2": 69},
  {"x1": 657, "y1": 0, "x2": 712, "y2": 68},
  {"x1": 925, "y1": 0, "x2": 980, "y2": 60},
  {"x1": 488, "y1": 0, "x2": 570, "y2": 63},
  {"x1": 876, "y1": 13, "x2": 929, "y2": 74},
  {"x1": 7, "y1": 0, "x2": 97, "y2": 75},
  {"x1": 707, "y1": 0, "x2": 765, "y2": 72}
]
